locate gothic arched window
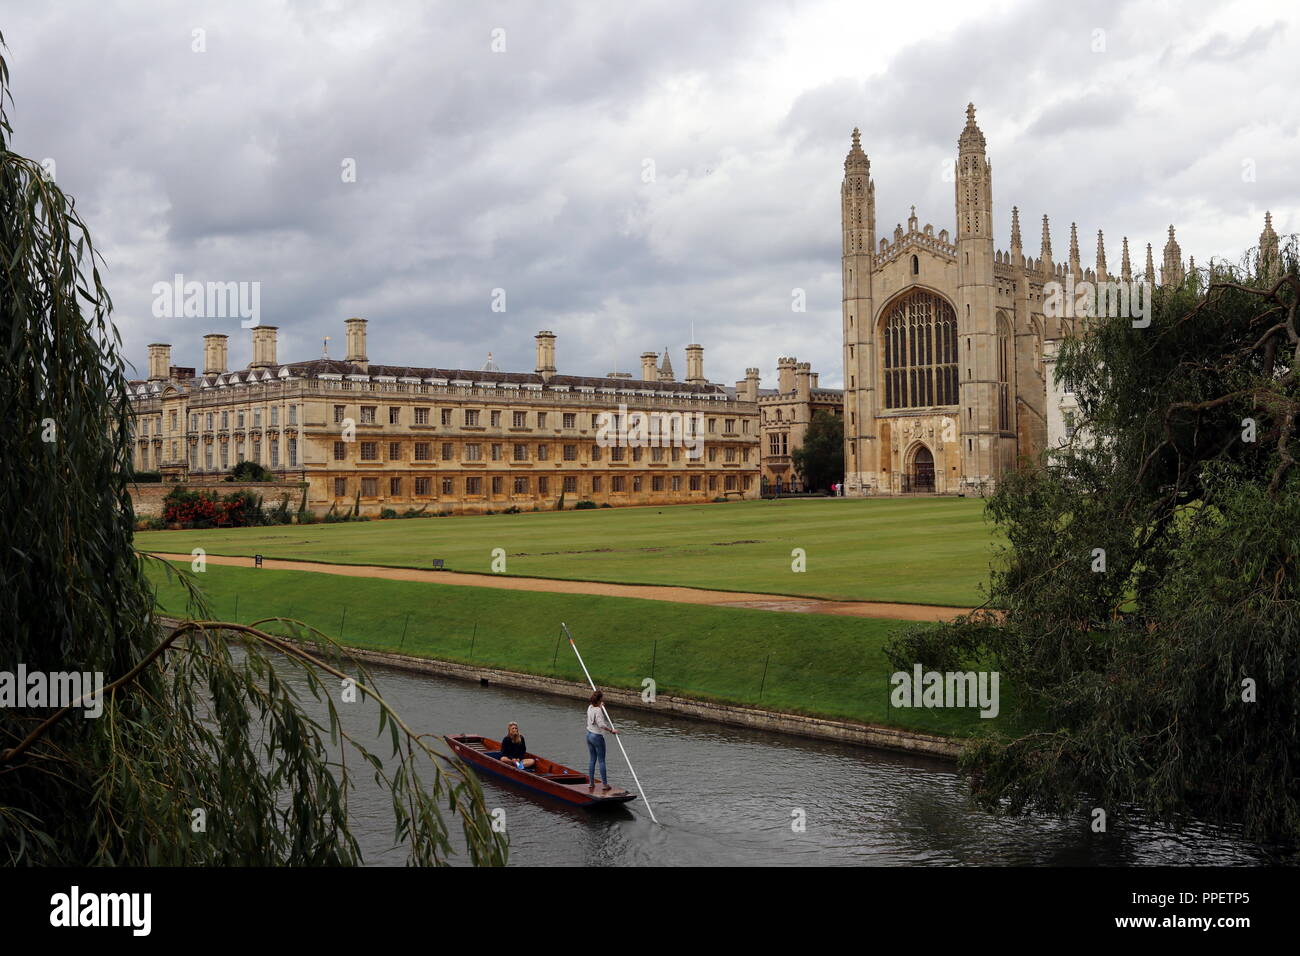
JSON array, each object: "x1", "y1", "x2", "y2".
[
  {"x1": 882, "y1": 290, "x2": 958, "y2": 409},
  {"x1": 997, "y1": 312, "x2": 1012, "y2": 432}
]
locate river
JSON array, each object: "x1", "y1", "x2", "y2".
[{"x1": 286, "y1": 656, "x2": 1279, "y2": 866}]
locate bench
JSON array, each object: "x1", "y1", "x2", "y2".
[{"x1": 432, "y1": 559, "x2": 445, "y2": 570}]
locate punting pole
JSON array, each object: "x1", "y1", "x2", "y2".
[{"x1": 562, "y1": 622, "x2": 659, "y2": 824}]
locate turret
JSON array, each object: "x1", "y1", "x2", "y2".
[{"x1": 1162, "y1": 226, "x2": 1184, "y2": 286}]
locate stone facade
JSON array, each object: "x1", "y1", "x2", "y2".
[
  {"x1": 128, "y1": 322, "x2": 760, "y2": 516},
  {"x1": 839, "y1": 104, "x2": 1232, "y2": 495},
  {"x1": 736, "y1": 360, "x2": 842, "y2": 492}
]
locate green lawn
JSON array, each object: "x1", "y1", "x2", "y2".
[
  {"x1": 145, "y1": 560, "x2": 1013, "y2": 738},
  {"x1": 136, "y1": 497, "x2": 999, "y2": 606}
]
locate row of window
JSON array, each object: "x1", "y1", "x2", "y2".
[
  {"x1": 332, "y1": 440, "x2": 749, "y2": 464},
  {"x1": 332, "y1": 473, "x2": 750, "y2": 498},
  {"x1": 330, "y1": 404, "x2": 749, "y2": 434},
  {"x1": 136, "y1": 405, "x2": 307, "y2": 439},
  {"x1": 164, "y1": 436, "x2": 299, "y2": 471}
]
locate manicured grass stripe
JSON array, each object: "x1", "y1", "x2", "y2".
[
  {"x1": 136, "y1": 497, "x2": 999, "y2": 606},
  {"x1": 145, "y1": 561, "x2": 1010, "y2": 738}
]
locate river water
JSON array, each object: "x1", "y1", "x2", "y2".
[{"x1": 289, "y1": 657, "x2": 1279, "y2": 867}]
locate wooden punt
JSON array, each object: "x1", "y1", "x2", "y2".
[{"x1": 445, "y1": 734, "x2": 637, "y2": 808}]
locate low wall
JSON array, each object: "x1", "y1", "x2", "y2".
[{"x1": 131, "y1": 481, "x2": 305, "y2": 518}]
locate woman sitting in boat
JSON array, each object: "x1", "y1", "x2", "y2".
[{"x1": 498, "y1": 722, "x2": 536, "y2": 770}]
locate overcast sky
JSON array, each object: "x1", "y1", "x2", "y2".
[{"x1": 4, "y1": 0, "x2": 1297, "y2": 387}]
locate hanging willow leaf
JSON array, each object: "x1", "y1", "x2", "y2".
[{"x1": 0, "y1": 31, "x2": 506, "y2": 866}]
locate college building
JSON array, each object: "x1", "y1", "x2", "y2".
[
  {"x1": 838, "y1": 104, "x2": 1275, "y2": 495},
  {"x1": 128, "y1": 321, "x2": 761, "y2": 514},
  {"x1": 741, "y1": 358, "x2": 842, "y2": 493}
]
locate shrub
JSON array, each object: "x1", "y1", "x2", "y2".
[
  {"x1": 131, "y1": 471, "x2": 162, "y2": 483},
  {"x1": 162, "y1": 487, "x2": 264, "y2": 528},
  {"x1": 227, "y1": 460, "x2": 275, "y2": 482},
  {"x1": 380, "y1": 508, "x2": 398, "y2": 519},
  {"x1": 574, "y1": 500, "x2": 597, "y2": 510}
]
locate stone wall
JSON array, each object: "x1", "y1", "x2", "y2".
[{"x1": 131, "y1": 481, "x2": 306, "y2": 518}]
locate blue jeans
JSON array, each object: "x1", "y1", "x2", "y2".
[{"x1": 586, "y1": 732, "x2": 607, "y2": 785}]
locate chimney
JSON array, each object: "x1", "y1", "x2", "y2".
[
  {"x1": 345, "y1": 317, "x2": 368, "y2": 371},
  {"x1": 147, "y1": 343, "x2": 172, "y2": 381},
  {"x1": 535, "y1": 331, "x2": 556, "y2": 381},
  {"x1": 796, "y1": 362, "x2": 812, "y2": 401},
  {"x1": 250, "y1": 326, "x2": 278, "y2": 368},
  {"x1": 203, "y1": 334, "x2": 229, "y2": 375},
  {"x1": 810, "y1": 371, "x2": 819, "y2": 389},
  {"x1": 640, "y1": 352, "x2": 658, "y2": 381},
  {"x1": 777, "y1": 356, "x2": 796, "y2": 394},
  {"x1": 685, "y1": 344, "x2": 705, "y2": 384}
]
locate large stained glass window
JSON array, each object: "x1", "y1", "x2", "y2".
[{"x1": 882, "y1": 291, "x2": 958, "y2": 409}]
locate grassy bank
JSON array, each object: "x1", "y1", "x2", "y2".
[
  {"x1": 145, "y1": 559, "x2": 1011, "y2": 738},
  {"x1": 136, "y1": 497, "x2": 998, "y2": 606}
]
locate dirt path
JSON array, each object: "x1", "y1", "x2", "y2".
[{"x1": 148, "y1": 552, "x2": 973, "y2": 622}]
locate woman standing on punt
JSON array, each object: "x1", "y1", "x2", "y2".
[{"x1": 585, "y1": 690, "x2": 618, "y2": 793}]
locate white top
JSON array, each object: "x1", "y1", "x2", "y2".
[{"x1": 586, "y1": 704, "x2": 613, "y2": 735}]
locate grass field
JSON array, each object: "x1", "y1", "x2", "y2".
[
  {"x1": 136, "y1": 497, "x2": 1000, "y2": 606},
  {"x1": 146, "y1": 560, "x2": 1012, "y2": 738}
]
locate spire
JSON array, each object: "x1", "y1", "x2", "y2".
[
  {"x1": 1260, "y1": 210, "x2": 1280, "y2": 275},
  {"x1": 1040, "y1": 215, "x2": 1053, "y2": 271},
  {"x1": 958, "y1": 102, "x2": 986, "y2": 152},
  {"x1": 1145, "y1": 243, "x2": 1155, "y2": 285},
  {"x1": 1120, "y1": 237, "x2": 1132, "y2": 282},
  {"x1": 658, "y1": 348, "x2": 674, "y2": 381},
  {"x1": 1068, "y1": 222, "x2": 1081, "y2": 276},
  {"x1": 1161, "y1": 225, "x2": 1184, "y2": 286},
  {"x1": 1095, "y1": 230, "x2": 1107, "y2": 280},
  {"x1": 1010, "y1": 206, "x2": 1022, "y2": 250},
  {"x1": 844, "y1": 127, "x2": 869, "y2": 172}
]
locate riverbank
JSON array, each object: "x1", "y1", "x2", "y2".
[
  {"x1": 146, "y1": 560, "x2": 1008, "y2": 740},
  {"x1": 159, "y1": 614, "x2": 962, "y2": 759}
]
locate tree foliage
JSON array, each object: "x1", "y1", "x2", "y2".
[
  {"x1": 887, "y1": 241, "x2": 1300, "y2": 846},
  {"x1": 0, "y1": 35, "x2": 506, "y2": 865},
  {"x1": 791, "y1": 410, "x2": 845, "y2": 492}
]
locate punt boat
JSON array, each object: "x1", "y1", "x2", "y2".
[{"x1": 445, "y1": 733, "x2": 637, "y2": 808}]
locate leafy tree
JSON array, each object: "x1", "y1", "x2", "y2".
[
  {"x1": 791, "y1": 410, "x2": 844, "y2": 492},
  {"x1": 887, "y1": 240, "x2": 1300, "y2": 845},
  {"x1": 227, "y1": 459, "x2": 275, "y2": 482},
  {"x1": 0, "y1": 36, "x2": 505, "y2": 865}
]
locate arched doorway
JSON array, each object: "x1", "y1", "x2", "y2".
[{"x1": 906, "y1": 444, "x2": 935, "y2": 493}]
